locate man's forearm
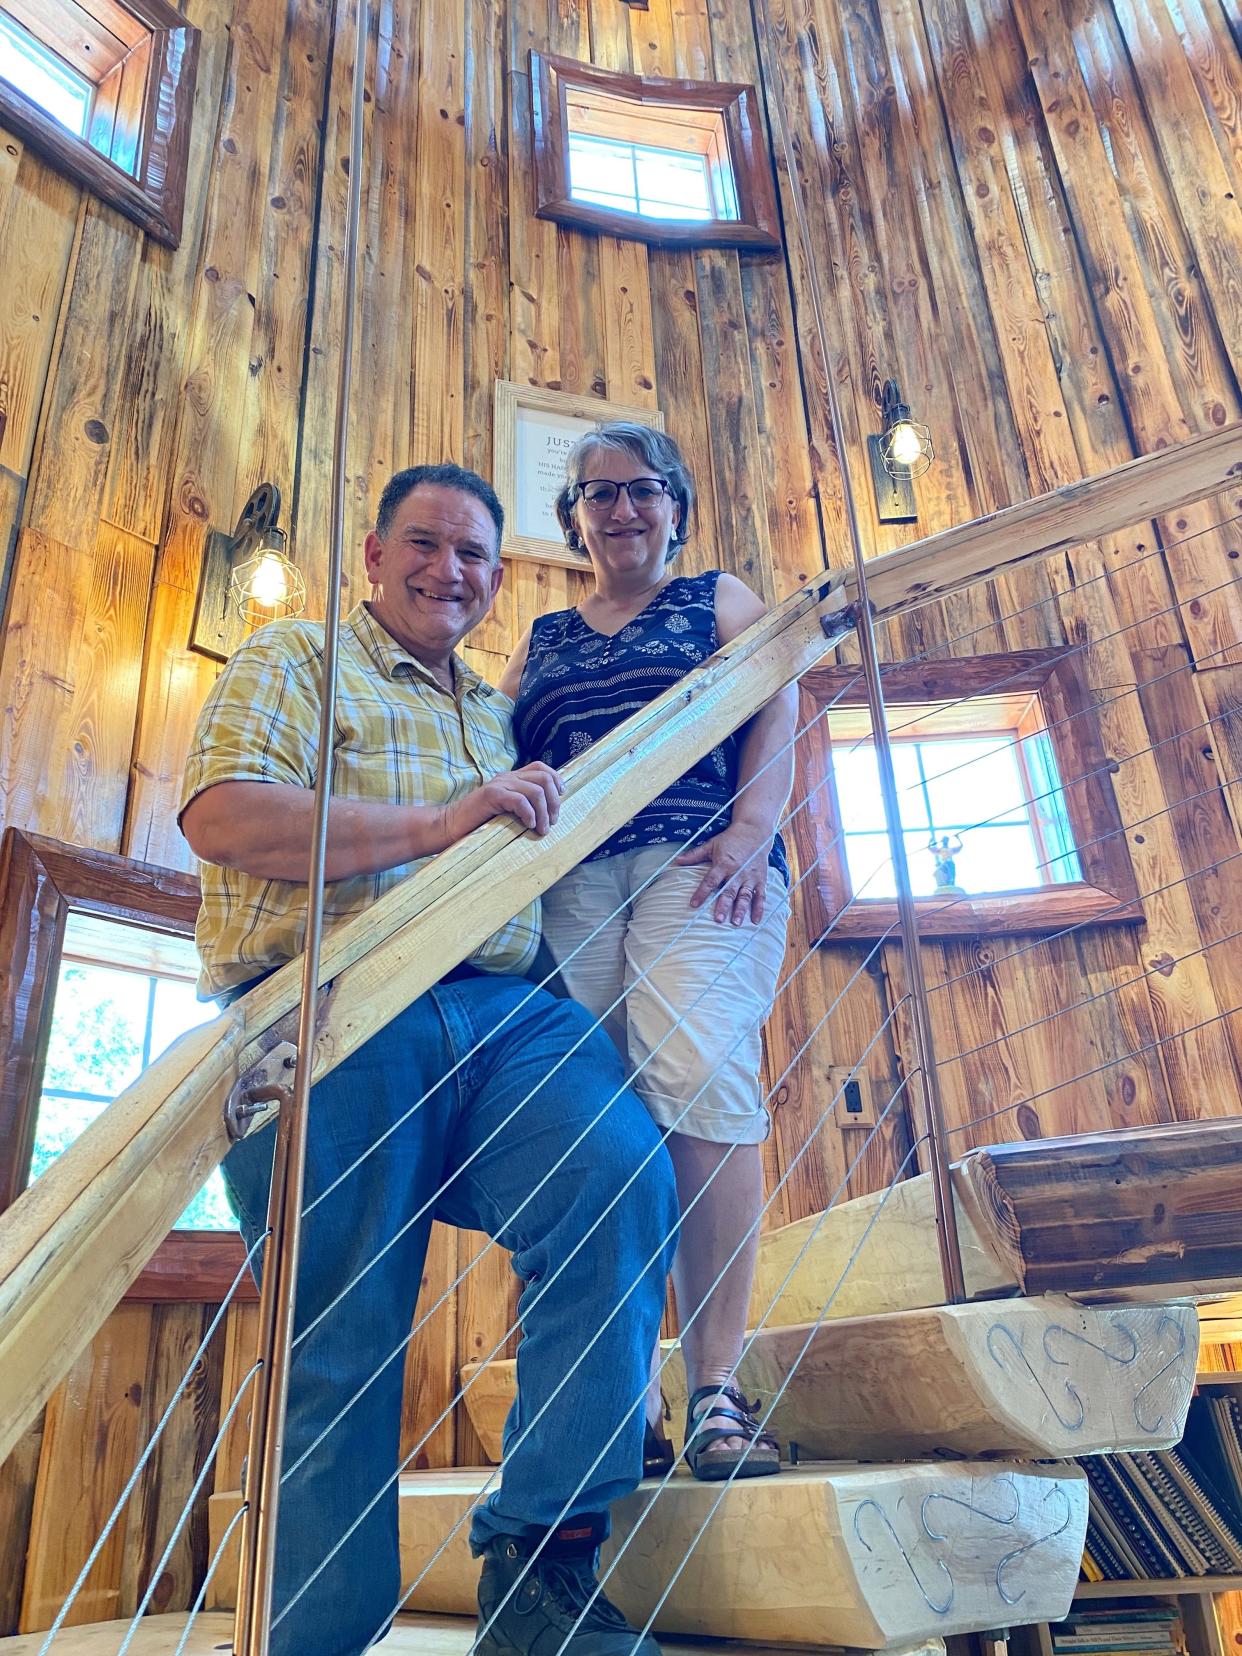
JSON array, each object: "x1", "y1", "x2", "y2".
[{"x1": 182, "y1": 782, "x2": 452, "y2": 882}]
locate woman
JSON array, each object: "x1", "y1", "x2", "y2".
[{"x1": 500, "y1": 422, "x2": 796, "y2": 1481}]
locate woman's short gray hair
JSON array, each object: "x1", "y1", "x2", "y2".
[{"x1": 554, "y1": 421, "x2": 695, "y2": 560}]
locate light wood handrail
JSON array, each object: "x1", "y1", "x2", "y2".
[{"x1": 0, "y1": 421, "x2": 1238, "y2": 1463}]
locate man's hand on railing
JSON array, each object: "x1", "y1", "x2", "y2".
[{"x1": 441, "y1": 762, "x2": 565, "y2": 841}]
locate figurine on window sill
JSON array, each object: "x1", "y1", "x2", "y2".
[{"x1": 928, "y1": 832, "x2": 965, "y2": 898}]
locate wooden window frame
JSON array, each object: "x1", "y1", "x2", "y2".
[
  {"x1": 791, "y1": 649, "x2": 1145, "y2": 941},
  {"x1": 0, "y1": 828, "x2": 255, "y2": 1301},
  {"x1": 0, "y1": 0, "x2": 198, "y2": 246},
  {"x1": 529, "y1": 50, "x2": 781, "y2": 251}
]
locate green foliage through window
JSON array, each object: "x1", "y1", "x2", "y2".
[{"x1": 33, "y1": 957, "x2": 234, "y2": 1230}]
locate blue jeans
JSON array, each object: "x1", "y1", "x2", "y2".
[{"x1": 223, "y1": 973, "x2": 678, "y2": 1656}]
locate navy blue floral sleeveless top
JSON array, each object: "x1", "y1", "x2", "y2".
[{"x1": 512, "y1": 570, "x2": 788, "y2": 878}]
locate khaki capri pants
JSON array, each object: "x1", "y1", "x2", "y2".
[{"x1": 540, "y1": 843, "x2": 791, "y2": 1146}]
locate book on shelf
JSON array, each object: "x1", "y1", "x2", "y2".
[
  {"x1": 1051, "y1": 1605, "x2": 1181, "y2": 1656},
  {"x1": 1078, "y1": 1392, "x2": 1242, "y2": 1583}
]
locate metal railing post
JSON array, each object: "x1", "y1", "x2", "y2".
[
  {"x1": 749, "y1": 0, "x2": 966, "y2": 1303},
  {"x1": 232, "y1": 0, "x2": 371, "y2": 1646}
]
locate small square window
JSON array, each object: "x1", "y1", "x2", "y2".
[
  {"x1": 0, "y1": 11, "x2": 91, "y2": 135},
  {"x1": 530, "y1": 52, "x2": 780, "y2": 251},
  {"x1": 791, "y1": 650, "x2": 1144, "y2": 940},
  {"x1": 0, "y1": 0, "x2": 198, "y2": 245},
  {"x1": 834, "y1": 730, "x2": 1082, "y2": 902}
]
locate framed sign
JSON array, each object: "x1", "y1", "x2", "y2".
[{"x1": 493, "y1": 380, "x2": 666, "y2": 565}]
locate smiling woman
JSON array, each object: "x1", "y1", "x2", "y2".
[{"x1": 501, "y1": 420, "x2": 797, "y2": 1482}]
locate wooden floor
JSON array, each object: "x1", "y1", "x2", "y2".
[{"x1": 0, "y1": 1613, "x2": 925, "y2": 1656}]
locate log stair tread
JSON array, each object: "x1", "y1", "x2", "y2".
[
  {"x1": 459, "y1": 1296, "x2": 1200, "y2": 1463},
  {"x1": 0, "y1": 1612, "x2": 948, "y2": 1656},
  {"x1": 208, "y1": 1460, "x2": 1088, "y2": 1648}
]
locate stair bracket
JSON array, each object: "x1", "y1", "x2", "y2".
[{"x1": 224, "y1": 1042, "x2": 297, "y2": 1142}]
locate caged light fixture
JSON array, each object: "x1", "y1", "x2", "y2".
[
  {"x1": 189, "y1": 482, "x2": 307, "y2": 661},
  {"x1": 867, "y1": 379, "x2": 935, "y2": 524}
]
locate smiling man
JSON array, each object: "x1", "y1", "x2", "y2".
[{"x1": 179, "y1": 464, "x2": 676, "y2": 1656}]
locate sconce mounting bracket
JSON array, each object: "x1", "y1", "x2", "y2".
[{"x1": 189, "y1": 482, "x2": 285, "y2": 662}]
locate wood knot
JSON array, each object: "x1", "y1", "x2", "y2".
[
  {"x1": 1148, "y1": 951, "x2": 1176, "y2": 978},
  {"x1": 83, "y1": 418, "x2": 109, "y2": 444}
]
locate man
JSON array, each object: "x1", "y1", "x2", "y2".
[{"x1": 181, "y1": 463, "x2": 677, "y2": 1656}]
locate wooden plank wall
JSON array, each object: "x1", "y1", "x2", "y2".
[{"x1": 2, "y1": 0, "x2": 1242, "y2": 1627}]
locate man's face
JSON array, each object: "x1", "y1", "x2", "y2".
[{"x1": 363, "y1": 483, "x2": 503, "y2": 662}]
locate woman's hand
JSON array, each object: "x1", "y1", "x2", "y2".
[{"x1": 675, "y1": 823, "x2": 774, "y2": 925}]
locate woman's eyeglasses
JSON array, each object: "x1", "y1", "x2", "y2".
[{"x1": 578, "y1": 478, "x2": 671, "y2": 512}]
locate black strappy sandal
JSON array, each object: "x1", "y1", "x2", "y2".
[{"x1": 684, "y1": 1384, "x2": 781, "y2": 1481}]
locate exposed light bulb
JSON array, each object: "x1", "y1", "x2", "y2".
[
  {"x1": 887, "y1": 420, "x2": 925, "y2": 469},
  {"x1": 247, "y1": 551, "x2": 290, "y2": 608}
]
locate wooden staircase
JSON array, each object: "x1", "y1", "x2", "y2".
[
  {"x1": 0, "y1": 1613, "x2": 949, "y2": 1656},
  {"x1": 199, "y1": 1119, "x2": 1242, "y2": 1652}
]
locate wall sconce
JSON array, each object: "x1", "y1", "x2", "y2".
[
  {"x1": 867, "y1": 379, "x2": 934, "y2": 524},
  {"x1": 188, "y1": 483, "x2": 307, "y2": 662}
]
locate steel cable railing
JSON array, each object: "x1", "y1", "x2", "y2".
[
  {"x1": 277, "y1": 514, "x2": 1242, "y2": 1410},
  {"x1": 267, "y1": 778, "x2": 924, "y2": 1621},
  {"x1": 30, "y1": 1232, "x2": 268, "y2": 1656},
  {"x1": 29, "y1": 494, "x2": 1242, "y2": 1653},
  {"x1": 375, "y1": 501, "x2": 1242, "y2": 1648}
]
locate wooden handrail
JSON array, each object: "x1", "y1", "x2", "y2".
[
  {"x1": 863, "y1": 422, "x2": 1241, "y2": 617},
  {"x1": 0, "y1": 421, "x2": 1238, "y2": 1463}
]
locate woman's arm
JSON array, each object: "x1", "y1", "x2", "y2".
[
  {"x1": 498, "y1": 626, "x2": 534, "y2": 701},
  {"x1": 674, "y1": 573, "x2": 798, "y2": 924}
]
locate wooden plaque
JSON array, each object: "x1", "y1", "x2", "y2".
[{"x1": 492, "y1": 380, "x2": 665, "y2": 566}]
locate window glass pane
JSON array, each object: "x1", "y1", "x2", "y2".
[
  {"x1": 920, "y1": 738, "x2": 1027, "y2": 826},
  {"x1": 842, "y1": 831, "x2": 896, "y2": 900},
  {"x1": 1025, "y1": 728, "x2": 1083, "y2": 884},
  {"x1": 42, "y1": 960, "x2": 148, "y2": 1097},
  {"x1": 955, "y1": 824, "x2": 1044, "y2": 892},
  {"x1": 634, "y1": 147, "x2": 711, "y2": 214},
  {"x1": 152, "y1": 974, "x2": 218, "y2": 1059},
  {"x1": 0, "y1": 13, "x2": 92, "y2": 137},
  {"x1": 842, "y1": 828, "x2": 937, "y2": 901},
  {"x1": 569, "y1": 134, "x2": 637, "y2": 206},
  {"x1": 29, "y1": 928, "x2": 233, "y2": 1233},
  {"x1": 835, "y1": 742, "x2": 928, "y2": 832},
  {"x1": 835, "y1": 719, "x2": 1081, "y2": 901},
  {"x1": 568, "y1": 129, "x2": 721, "y2": 223}
]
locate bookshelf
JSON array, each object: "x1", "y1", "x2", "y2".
[
  {"x1": 1014, "y1": 1584, "x2": 1235, "y2": 1656},
  {"x1": 1071, "y1": 1576, "x2": 1242, "y2": 1599},
  {"x1": 1015, "y1": 1369, "x2": 1242, "y2": 1656}
]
